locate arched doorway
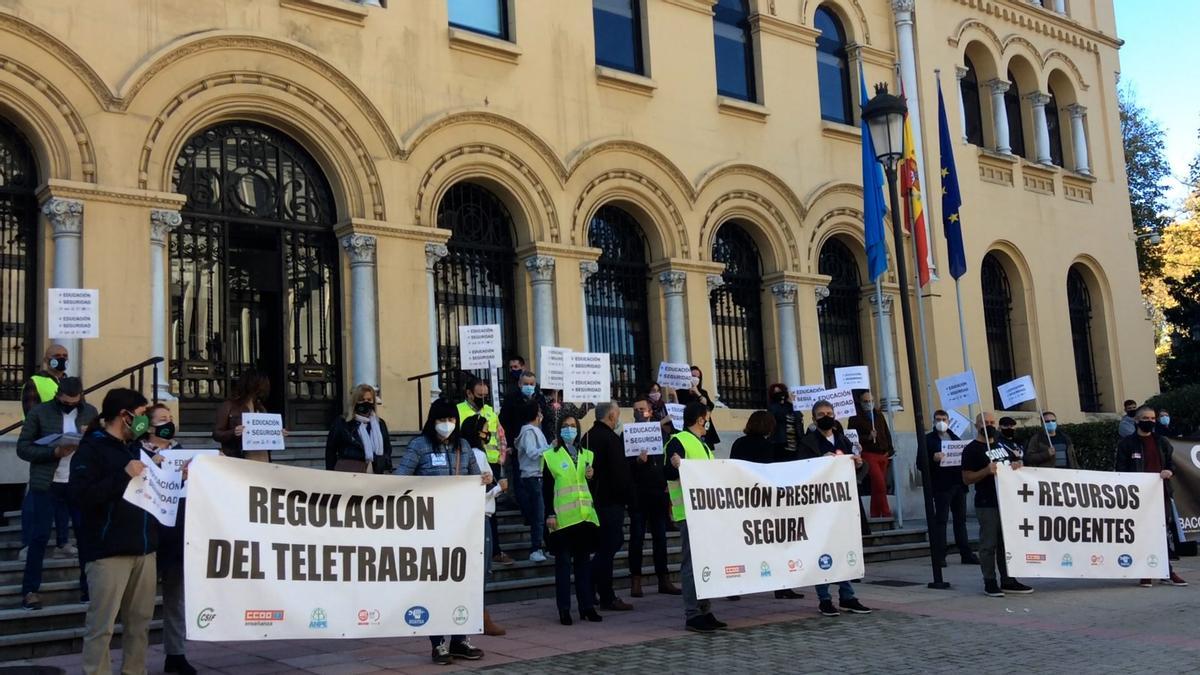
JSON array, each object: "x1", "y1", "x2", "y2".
[
  {"x1": 170, "y1": 122, "x2": 342, "y2": 430},
  {"x1": 0, "y1": 116, "x2": 38, "y2": 400},
  {"x1": 433, "y1": 182, "x2": 518, "y2": 399},
  {"x1": 818, "y1": 238, "x2": 864, "y2": 387},
  {"x1": 1067, "y1": 266, "x2": 1101, "y2": 412},
  {"x1": 981, "y1": 253, "x2": 1017, "y2": 409},
  {"x1": 586, "y1": 204, "x2": 652, "y2": 405},
  {"x1": 711, "y1": 222, "x2": 766, "y2": 408}
]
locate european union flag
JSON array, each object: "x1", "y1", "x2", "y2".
[
  {"x1": 937, "y1": 81, "x2": 967, "y2": 279},
  {"x1": 860, "y1": 65, "x2": 889, "y2": 283}
]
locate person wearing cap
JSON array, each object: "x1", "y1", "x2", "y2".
[
  {"x1": 22, "y1": 344, "x2": 70, "y2": 414},
  {"x1": 16, "y1": 376, "x2": 96, "y2": 610}
]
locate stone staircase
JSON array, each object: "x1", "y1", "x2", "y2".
[{"x1": 0, "y1": 431, "x2": 933, "y2": 660}]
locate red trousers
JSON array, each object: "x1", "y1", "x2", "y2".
[{"x1": 862, "y1": 452, "x2": 892, "y2": 518}]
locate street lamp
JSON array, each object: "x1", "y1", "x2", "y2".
[
  {"x1": 861, "y1": 83, "x2": 950, "y2": 590},
  {"x1": 1130, "y1": 231, "x2": 1162, "y2": 246}
]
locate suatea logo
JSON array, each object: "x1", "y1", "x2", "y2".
[
  {"x1": 196, "y1": 608, "x2": 216, "y2": 629},
  {"x1": 405, "y1": 606, "x2": 430, "y2": 627},
  {"x1": 244, "y1": 610, "x2": 285, "y2": 626}
]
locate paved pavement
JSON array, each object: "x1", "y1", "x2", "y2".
[{"x1": 12, "y1": 555, "x2": 1198, "y2": 674}]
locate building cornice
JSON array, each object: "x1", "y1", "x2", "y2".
[
  {"x1": 36, "y1": 179, "x2": 186, "y2": 210},
  {"x1": 661, "y1": 0, "x2": 716, "y2": 17},
  {"x1": 948, "y1": 0, "x2": 1122, "y2": 54},
  {"x1": 334, "y1": 219, "x2": 451, "y2": 244}
]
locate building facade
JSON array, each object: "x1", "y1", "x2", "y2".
[{"x1": 0, "y1": 0, "x2": 1154, "y2": 468}]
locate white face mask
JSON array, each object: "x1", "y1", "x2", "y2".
[
  {"x1": 435, "y1": 421, "x2": 456, "y2": 439},
  {"x1": 690, "y1": 377, "x2": 700, "y2": 387},
  {"x1": 935, "y1": 420, "x2": 949, "y2": 433}
]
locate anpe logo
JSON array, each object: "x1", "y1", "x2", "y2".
[
  {"x1": 1118, "y1": 554, "x2": 1133, "y2": 568},
  {"x1": 1090, "y1": 555, "x2": 1104, "y2": 566},
  {"x1": 196, "y1": 608, "x2": 216, "y2": 630},
  {"x1": 244, "y1": 610, "x2": 285, "y2": 626},
  {"x1": 1061, "y1": 554, "x2": 1073, "y2": 568},
  {"x1": 760, "y1": 562, "x2": 772, "y2": 578},
  {"x1": 1026, "y1": 553, "x2": 1046, "y2": 563},
  {"x1": 309, "y1": 609, "x2": 328, "y2": 630},
  {"x1": 724, "y1": 564, "x2": 746, "y2": 578},
  {"x1": 356, "y1": 609, "x2": 380, "y2": 626},
  {"x1": 701, "y1": 566, "x2": 712, "y2": 582},
  {"x1": 405, "y1": 606, "x2": 430, "y2": 627},
  {"x1": 818, "y1": 554, "x2": 833, "y2": 571}
]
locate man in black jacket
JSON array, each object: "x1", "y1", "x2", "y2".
[
  {"x1": 1115, "y1": 406, "x2": 1187, "y2": 587},
  {"x1": 582, "y1": 401, "x2": 635, "y2": 611},
  {"x1": 925, "y1": 410, "x2": 977, "y2": 567},
  {"x1": 627, "y1": 398, "x2": 678, "y2": 598}
]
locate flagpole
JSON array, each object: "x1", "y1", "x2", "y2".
[{"x1": 872, "y1": 277, "x2": 902, "y2": 528}]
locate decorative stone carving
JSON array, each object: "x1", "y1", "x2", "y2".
[
  {"x1": 659, "y1": 271, "x2": 687, "y2": 294},
  {"x1": 706, "y1": 274, "x2": 727, "y2": 293},
  {"x1": 424, "y1": 242, "x2": 449, "y2": 271},
  {"x1": 42, "y1": 198, "x2": 84, "y2": 238},
  {"x1": 814, "y1": 286, "x2": 831, "y2": 302},
  {"x1": 771, "y1": 282, "x2": 799, "y2": 304},
  {"x1": 579, "y1": 261, "x2": 599, "y2": 283},
  {"x1": 341, "y1": 234, "x2": 378, "y2": 266},
  {"x1": 524, "y1": 255, "x2": 556, "y2": 283},
  {"x1": 150, "y1": 209, "x2": 181, "y2": 246}
]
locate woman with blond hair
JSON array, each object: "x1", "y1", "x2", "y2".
[{"x1": 324, "y1": 384, "x2": 393, "y2": 473}]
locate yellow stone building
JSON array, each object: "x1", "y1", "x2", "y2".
[{"x1": 0, "y1": 0, "x2": 1154, "y2": 501}]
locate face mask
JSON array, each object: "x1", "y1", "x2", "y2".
[
  {"x1": 690, "y1": 377, "x2": 700, "y2": 387},
  {"x1": 58, "y1": 399, "x2": 79, "y2": 414},
  {"x1": 983, "y1": 424, "x2": 997, "y2": 437},
  {"x1": 935, "y1": 420, "x2": 949, "y2": 433},
  {"x1": 560, "y1": 427, "x2": 578, "y2": 443},
  {"x1": 154, "y1": 421, "x2": 176, "y2": 440},
  {"x1": 1001, "y1": 428, "x2": 1015, "y2": 439},
  {"x1": 816, "y1": 417, "x2": 836, "y2": 431},
  {"x1": 862, "y1": 400, "x2": 874, "y2": 411},
  {"x1": 520, "y1": 385, "x2": 536, "y2": 397},
  {"x1": 435, "y1": 421, "x2": 456, "y2": 438},
  {"x1": 1136, "y1": 420, "x2": 1156, "y2": 433},
  {"x1": 354, "y1": 401, "x2": 375, "y2": 416},
  {"x1": 1159, "y1": 416, "x2": 1170, "y2": 426},
  {"x1": 1044, "y1": 421, "x2": 1057, "y2": 434},
  {"x1": 509, "y1": 369, "x2": 522, "y2": 381},
  {"x1": 125, "y1": 412, "x2": 150, "y2": 440},
  {"x1": 648, "y1": 392, "x2": 661, "y2": 402},
  {"x1": 49, "y1": 357, "x2": 67, "y2": 372}
]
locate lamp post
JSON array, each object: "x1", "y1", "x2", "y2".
[{"x1": 861, "y1": 83, "x2": 950, "y2": 590}]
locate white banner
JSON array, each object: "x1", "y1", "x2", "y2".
[
  {"x1": 666, "y1": 403, "x2": 685, "y2": 431},
  {"x1": 123, "y1": 451, "x2": 184, "y2": 527},
  {"x1": 936, "y1": 370, "x2": 979, "y2": 411},
  {"x1": 564, "y1": 352, "x2": 610, "y2": 403},
  {"x1": 843, "y1": 429, "x2": 862, "y2": 456},
  {"x1": 996, "y1": 466, "x2": 1169, "y2": 579},
  {"x1": 789, "y1": 385, "x2": 825, "y2": 413},
  {"x1": 937, "y1": 440, "x2": 970, "y2": 468},
  {"x1": 241, "y1": 413, "x2": 285, "y2": 452},
  {"x1": 185, "y1": 456, "x2": 484, "y2": 640},
  {"x1": 997, "y1": 375, "x2": 1037, "y2": 410},
  {"x1": 679, "y1": 457, "x2": 864, "y2": 599},
  {"x1": 458, "y1": 324, "x2": 502, "y2": 370},
  {"x1": 539, "y1": 346, "x2": 570, "y2": 390},
  {"x1": 947, "y1": 410, "x2": 973, "y2": 439},
  {"x1": 657, "y1": 362, "x2": 693, "y2": 390},
  {"x1": 815, "y1": 388, "x2": 856, "y2": 420},
  {"x1": 48, "y1": 288, "x2": 99, "y2": 339},
  {"x1": 623, "y1": 422, "x2": 664, "y2": 457},
  {"x1": 833, "y1": 366, "x2": 870, "y2": 390},
  {"x1": 158, "y1": 449, "x2": 220, "y2": 498}
]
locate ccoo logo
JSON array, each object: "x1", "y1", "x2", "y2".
[
  {"x1": 1117, "y1": 554, "x2": 1133, "y2": 568},
  {"x1": 405, "y1": 606, "x2": 430, "y2": 627},
  {"x1": 818, "y1": 554, "x2": 833, "y2": 570}
]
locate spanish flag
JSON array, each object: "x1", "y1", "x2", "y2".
[{"x1": 901, "y1": 109, "x2": 931, "y2": 288}]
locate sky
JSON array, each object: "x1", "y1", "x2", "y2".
[{"x1": 1113, "y1": 0, "x2": 1200, "y2": 210}]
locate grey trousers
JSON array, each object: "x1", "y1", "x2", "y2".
[
  {"x1": 679, "y1": 521, "x2": 711, "y2": 620},
  {"x1": 161, "y1": 561, "x2": 186, "y2": 656},
  {"x1": 83, "y1": 554, "x2": 157, "y2": 675},
  {"x1": 977, "y1": 507, "x2": 1010, "y2": 582}
]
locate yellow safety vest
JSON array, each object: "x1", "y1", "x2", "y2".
[
  {"x1": 667, "y1": 431, "x2": 713, "y2": 522},
  {"x1": 457, "y1": 400, "x2": 500, "y2": 463},
  {"x1": 542, "y1": 446, "x2": 598, "y2": 530},
  {"x1": 31, "y1": 375, "x2": 58, "y2": 404}
]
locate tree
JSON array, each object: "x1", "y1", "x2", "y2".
[
  {"x1": 1158, "y1": 270, "x2": 1200, "y2": 389},
  {"x1": 1119, "y1": 86, "x2": 1172, "y2": 287}
]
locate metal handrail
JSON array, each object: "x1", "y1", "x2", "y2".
[
  {"x1": 406, "y1": 368, "x2": 471, "y2": 429},
  {"x1": 0, "y1": 357, "x2": 165, "y2": 436}
]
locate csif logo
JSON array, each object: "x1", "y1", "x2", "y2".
[
  {"x1": 196, "y1": 608, "x2": 216, "y2": 630},
  {"x1": 701, "y1": 566, "x2": 712, "y2": 583}
]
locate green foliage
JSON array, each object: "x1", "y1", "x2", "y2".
[
  {"x1": 1146, "y1": 385, "x2": 1200, "y2": 437},
  {"x1": 1158, "y1": 273, "x2": 1200, "y2": 389},
  {"x1": 1119, "y1": 87, "x2": 1171, "y2": 286},
  {"x1": 1012, "y1": 420, "x2": 1120, "y2": 472}
]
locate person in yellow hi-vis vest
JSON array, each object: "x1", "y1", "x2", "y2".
[
  {"x1": 542, "y1": 415, "x2": 603, "y2": 626},
  {"x1": 663, "y1": 401, "x2": 726, "y2": 634},
  {"x1": 22, "y1": 344, "x2": 69, "y2": 414}
]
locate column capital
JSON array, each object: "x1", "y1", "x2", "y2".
[
  {"x1": 150, "y1": 209, "x2": 181, "y2": 246},
  {"x1": 659, "y1": 270, "x2": 687, "y2": 295},
  {"x1": 814, "y1": 285, "x2": 831, "y2": 302},
  {"x1": 42, "y1": 197, "x2": 83, "y2": 238},
  {"x1": 985, "y1": 79, "x2": 1010, "y2": 96},
  {"x1": 868, "y1": 293, "x2": 894, "y2": 314},
  {"x1": 891, "y1": 0, "x2": 916, "y2": 16},
  {"x1": 770, "y1": 281, "x2": 798, "y2": 305},
  {"x1": 424, "y1": 242, "x2": 449, "y2": 271},
  {"x1": 955, "y1": 65, "x2": 970, "y2": 81},
  {"x1": 579, "y1": 260, "x2": 599, "y2": 282},
  {"x1": 341, "y1": 233, "x2": 378, "y2": 266},
  {"x1": 523, "y1": 255, "x2": 556, "y2": 283},
  {"x1": 706, "y1": 274, "x2": 727, "y2": 293},
  {"x1": 1067, "y1": 103, "x2": 1087, "y2": 119},
  {"x1": 1024, "y1": 91, "x2": 1051, "y2": 107}
]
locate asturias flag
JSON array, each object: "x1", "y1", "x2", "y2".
[
  {"x1": 937, "y1": 79, "x2": 967, "y2": 279},
  {"x1": 901, "y1": 108, "x2": 931, "y2": 288},
  {"x1": 860, "y1": 65, "x2": 889, "y2": 283}
]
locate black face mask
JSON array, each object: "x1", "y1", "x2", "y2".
[
  {"x1": 984, "y1": 424, "x2": 998, "y2": 437},
  {"x1": 1001, "y1": 428, "x2": 1015, "y2": 439},
  {"x1": 49, "y1": 357, "x2": 67, "y2": 372},
  {"x1": 816, "y1": 417, "x2": 836, "y2": 431},
  {"x1": 1136, "y1": 420, "x2": 1157, "y2": 433},
  {"x1": 773, "y1": 392, "x2": 788, "y2": 402},
  {"x1": 509, "y1": 369, "x2": 523, "y2": 381},
  {"x1": 154, "y1": 422, "x2": 176, "y2": 441},
  {"x1": 355, "y1": 401, "x2": 375, "y2": 416},
  {"x1": 57, "y1": 399, "x2": 78, "y2": 413}
]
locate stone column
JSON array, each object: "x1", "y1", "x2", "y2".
[
  {"x1": 986, "y1": 79, "x2": 1012, "y2": 155},
  {"x1": 771, "y1": 282, "x2": 802, "y2": 388},
  {"x1": 150, "y1": 209, "x2": 180, "y2": 400},
  {"x1": 1067, "y1": 104, "x2": 1091, "y2": 175},
  {"x1": 1051, "y1": 0, "x2": 1066, "y2": 12},
  {"x1": 579, "y1": 262, "x2": 598, "y2": 351},
  {"x1": 524, "y1": 255, "x2": 556, "y2": 357},
  {"x1": 705, "y1": 274, "x2": 725, "y2": 404},
  {"x1": 424, "y1": 243, "x2": 449, "y2": 397},
  {"x1": 869, "y1": 293, "x2": 901, "y2": 411},
  {"x1": 810, "y1": 285, "x2": 831, "y2": 382},
  {"x1": 1027, "y1": 92, "x2": 1053, "y2": 165},
  {"x1": 341, "y1": 234, "x2": 380, "y2": 391},
  {"x1": 42, "y1": 198, "x2": 84, "y2": 376},
  {"x1": 955, "y1": 65, "x2": 970, "y2": 143},
  {"x1": 659, "y1": 271, "x2": 688, "y2": 364}
]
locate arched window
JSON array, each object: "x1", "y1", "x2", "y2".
[
  {"x1": 0, "y1": 117, "x2": 38, "y2": 400},
  {"x1": 961, "y1": 57, "x2": 985, "y2": 146},
  {"x1": 171, "y1": 122, "x2": 341, "y2": 429},
  {"x1": 713, "y1": 0, "x2": 756, "y2": 102},
  {"x1": 593, "y1": 0, "x2": 644, "y2": 75},
  {"x1": 815, "y1": 6, "x2": 853, "y2": 124},
  {"x1": 586, "y1": 205, "x2": 652, "y2": 405},
  {"x1": 1067, "y1": 266, "x2": 1101, "y2": 412},
  {"x1": 434, "y1": 183, "x2": 518, "y2": 398},
  {"x1": 1046, "y1": 86, "x2": 1064, "y2": 167},
  {"x1": 1005, "y1": 69, "x2": 1027, "y2": 158},
  {"x1": 981, "y1": 254, "x2": 1017, "y2": 409},
  {"x1": 817, "y1": 239, "x2": 864, "y2": 388},
  {"x1": 711, "y1": 223, "x2": 767, "y2": 408}
]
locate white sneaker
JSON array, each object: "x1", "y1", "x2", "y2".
[
  {"x1": 17, "y1": 547, "x2": 27, "y2": 561},
  {"x1": 56, "y1": 544, "x2": 78, "y2": 558},
  {"x1": 529, "y1": 550, "x2": 547, "y2": 563}
]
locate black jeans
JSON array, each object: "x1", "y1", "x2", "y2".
[
  {"x1": 554, "y1": 542, "x2": 594, "y2": 613},
  {"x1": 931, "y1": 484, "x2": 972, "y2": 562},
  {"x1": 628, "y1": 499, "x2": 669, "y2": 577},
  {"x1": 590, "y1": 504, "x2": 626, "y2": 604}
]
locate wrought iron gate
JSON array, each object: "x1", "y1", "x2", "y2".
[
  {"x1": 981, "y1": 254, "x2": 1017, "y2": 409},
  {"x1": 0, "y1": 117, "x2": 37, "y2": 400},
  {"x1": 817, "y1": 238, "x2": 864, "y2": 388},
  {"x1": 1068, "y1": 266, "x2": 1101, "y2": 412},
  {"x1": 710, "y1": 223, "x2": 767, "y2": 409},
  {"x1": 586, "y1": 205, "x2": 652, "y2": 405}
]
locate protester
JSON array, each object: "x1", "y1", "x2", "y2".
[
  {"x1": 394, "y1": 400, "x2": 487, "y2": 665},
  {"x1": 582, "y1": 401, "x2": 634, "y2": 611},
  {"x1": 799, "y1": 400, "x2": 872, "y2": 616},
  {"x1": 501, "y1": 371, "x2": 555, "y2": 447},
  {"x1": 1115, "y1": 406, "x2": 1188, "y2": 587},
  {"x1": 69, "y1": 388, "x2": 157, "y2": 675},
  {"x1": 22, "y1": 344, "x2": 70, "y2": 414},
  {"x1": 16, "y1": 376, "x2": 95, "y2": 610},
  {"x1": 461, "y1": 414, "x2": 507, "y2": 636},
  {"x1": 542, "y1": 415, "x2": 603, "y2": 625},
  {"x1": 1156, "y1": 407, "x2": 1172, "y2": 437},
  {"x1": 647, "y1": 382, "x2": 667, "y2": 421},
  {"x1": 324, "y1": 384, "x2": 393, "y2": 473},
  {"x1": 996, "y1": 416, "x2": 1022, "y2": 457},
  {"x1": 924, "y1": 410, "x2": 977, "y2": 567},
  {"x1": 1024, "y1": 411, "x2": 1077, "y2": 469},
  {"x1": 664, "y1": 402, "x2": 727, "y2": 632},
  {"x1": 848, "y1": 389, "x2": 893, "y2": 519},
  {"x1": 961, "y1": 411, "x2": 1034, "y2": 597},
  {"x1": 676, "y1": 366, "x2": 720, "y2": 449},
  {"x1": 212, "y1": 368, "x2": 274, "y2": 461},
  {"x1": 1118, "y1": 399, "x2": 1138, "y2": 438},
  {"x1": 460, "y1": 377, "x2": 511, "y2": 566},
  {"x1": 138, "y1": 404, "x2": 196, "y2": 675},
  {"x1": 506, "y1": 354, "x2": 527, "y2": 396},
  {"x1": 766, "y1": 383, "x2": 804, "y2": 459},
  {"x1": 515, "y1": 401, "x2": 550, "y2": 562},
  {"x1": 627, "y1": 398, "x2": 678, "y2": 598}
]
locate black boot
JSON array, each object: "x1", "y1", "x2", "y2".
[{"x1": 164, "y1": 654, "x2": 198, "y2": 675}]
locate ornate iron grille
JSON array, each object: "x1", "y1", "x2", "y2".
[
  {"x1": 585, "y1": 205, "x2": 652, "y2": 405},
  {"x1": 1068, "y1": 267, "x2": 1101, "y2": 412},
  {"x1": 0, "y1": 117, "x2": 37, "y2": 400},
  {"x1": 434, "y1": 183, "x2": 517, "y2": 399},
  {"x1": 710, "y1": 223, "x2": 766, "y2": 409},
  {"x1": 170, "y1": 122, "x2": 341, "y2": 430},
  {"x1": 817, "y1": 238, "x2": 864, "y2": 388},
  {"x1": 981, "y1": 254, "x2": 1017, "y2": 409}
]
